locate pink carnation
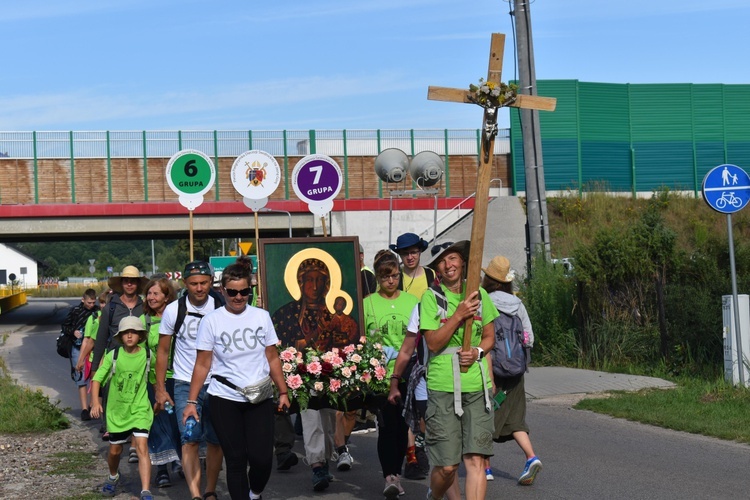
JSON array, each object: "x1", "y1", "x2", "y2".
[
  {"x1": 374, "y1": 365, "x2": 387, "y2": 380},
  {"x1": 348, "y1": 364, "x2": 357, "y2": 372},
  {"x1": 307, "y1": 361, "x2": 322, "y2": 376},
  {"x1": 329, "y1": 379, "x2": 342, "y2": 392},
  {"x1": 331, "y1": 356, "x2": 344, "y2": 368},
  {"x1": 343, "y1": 344, "x2": 356, "y2": 355},
  {"x1": 279, "y1": 349, "x2": 296, "y2": 362},
  {"x1": 286, "y1": 374, "x2": 303, "y2": 390}
]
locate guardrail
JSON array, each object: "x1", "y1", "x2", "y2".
[{"x1": 0, "y1": 291, "x2": 27, "y2": 314}]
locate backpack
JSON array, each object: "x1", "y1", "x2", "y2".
[
  {"x1": 57, "y1": 302, "x2": 98, "y2": 358},
  {"x1": 490, "y1": 311, "x2": 529, "y2": 378},
  {"x1": 398, "y1": 267, "x2": 436, "y2": 292},
  {"x1": 56, "y1": 331, "x2": 74, "y2": 358},
  {"x1": 168, "y1": 289, "x2": 225, "y2": 370}
]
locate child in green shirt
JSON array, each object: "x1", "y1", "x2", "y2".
[{"x1": 91, "y1": 316, "x2": 154, "y2": 500}]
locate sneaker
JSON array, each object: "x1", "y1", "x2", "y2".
[
  {"x1": 518, "y1": 456, "x2": 542, "y2": 485},
  {"x1": 395, "y1": 475, "x2": 405, "y2": 496},
  {"x1": 102, "y1": 473, "x2": 119, "y2": 497},
  {"x1": 485, "y1": 467, "x2": 494, "y2": 481},
  {"x1": 156, "y1": 468, "x2": 171, "y2": 488},
  {"x1": 140, "y1": 490, "x2": 154, "y2": 500},
  {"x1": 277, "y1": 451, "x2": 299, "y2": 471},
  {"x1": 128, "y1": 447, "x2": 139, "y2": 463},
  {"x1": 336, "y1": 451, "x2": 353, "y2": 471},
  {"x1": 312, "y1": 467, "x2": 330, "y2": 491},
  {"x1": 415, "y1": 446, "x2": 430, "y2": 475},
  {"x1": 351, "y1": 420, "x2": 377, "y2": 434},
  {"x1": 383, "y1": 475, "x2": 399, "y2": 499},
  {"x1": 404, "y1": 461, "x2": 426, "y2": 480},
  {"x1": 81, "y1": 409, "x2": 91, "y2": 421}
]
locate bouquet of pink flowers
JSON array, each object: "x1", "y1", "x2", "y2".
[{"x1": 278, "y1": 335, "x2": 390, "y2": 410}]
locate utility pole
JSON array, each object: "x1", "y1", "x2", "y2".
[{"x1": 513, "y1": 0, "x2": 551, "y2": 266}]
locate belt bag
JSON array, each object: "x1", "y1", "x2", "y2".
[{"x1": 213, "y1": 374, "x2": 274, "y2": 404}]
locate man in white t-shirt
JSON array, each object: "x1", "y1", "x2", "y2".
[{"x1": 155, "y1": 261, "x2": 224, "y2": 500}]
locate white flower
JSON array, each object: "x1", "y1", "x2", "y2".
[{"x1": 506, "y1": 270, "x2": 516, "y2": 282}]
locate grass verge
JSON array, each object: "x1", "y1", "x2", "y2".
[
  {"x1": 575, "y1": 377, "x2": 750, "y2": 443},
  {"x1": 47, "y1": 451, "x2": 99, "y2": 478},
  {"x1": 0, "y1": 356, "x2": 69, "y2": 433}
]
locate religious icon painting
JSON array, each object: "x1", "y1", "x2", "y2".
[{"x1": 258, "y1": 237, "x2": 364, "y2": 352}]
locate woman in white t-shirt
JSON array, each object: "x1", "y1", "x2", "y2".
[{"x1": 183, "y1": 256, "x2": 289, "y2": 500}]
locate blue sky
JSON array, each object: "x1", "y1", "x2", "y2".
[{"x1": 1, "y1": 0, "x2": 749, "y2": 132}]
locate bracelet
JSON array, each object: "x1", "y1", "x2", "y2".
[
  {"x1": 390, "y1": 375, "x2": 401, "y2": 380},
  {"x1": 279, "y1": 392, "x2": 288, "y2": 396},
  {"x1": 186, "y1": 400, "x2": 198, "y2": 405}
]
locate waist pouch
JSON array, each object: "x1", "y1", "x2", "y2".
[{"x1": 213, "y1": 374, "x2": 274, "y2": 404}]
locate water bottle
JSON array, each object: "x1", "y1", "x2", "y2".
[
  {"x1": 164, "y1": 401, "x2": 174, "y2": 414},
  {"x1": 184, "y1": 416, "x2": 197, "y2": 439}
]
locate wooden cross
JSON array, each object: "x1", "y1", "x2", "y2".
[{"x1": 427, "y1": 33, "x2": 556, "y2": 369}]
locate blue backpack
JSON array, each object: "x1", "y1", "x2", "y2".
[{"x1": 491, "y1": 311, "x2": 529, "y2": 378}]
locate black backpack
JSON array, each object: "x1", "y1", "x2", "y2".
[
  {"x1": 56, "y1": 331, "x2": 74, "y2": 358},
  {"x1": 491, "y1": 311, "x2": 530, "y2": 378}
]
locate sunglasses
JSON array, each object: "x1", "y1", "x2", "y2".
[{"x1": 224, "y1": 287, "x2": 252, "y2": 297}]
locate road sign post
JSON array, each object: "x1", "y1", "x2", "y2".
[
  {"x1": 292, "y1": 154, "x2": 343, "y2": 236},
  {"x1": 702, "y1": 164, "x2": 750, "y2": 385},
  {"x1": 166, "y1": 149, "x2": 216, "y2": 261}
]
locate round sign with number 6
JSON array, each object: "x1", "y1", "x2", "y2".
[{"x1": 166, "y1": 149, "x2": 216, "y2": 198}]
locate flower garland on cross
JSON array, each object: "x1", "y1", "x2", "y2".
[{"x1": 467, "y1": 78, "x2": 519, "y2": 163}]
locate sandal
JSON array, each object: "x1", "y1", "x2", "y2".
[{"x1": 156, "y1": 469, "x2": 171, "y2": 488}]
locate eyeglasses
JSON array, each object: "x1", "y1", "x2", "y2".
[
  {"x1": 224, "y1": 287, "x2": 252, "y2": 297},
  {"x1": 379, "y1": 273, "x2": 401, "y2": 282},
  {"x1": 399, "y1": 249, "x2": 421, "y2": 257}
]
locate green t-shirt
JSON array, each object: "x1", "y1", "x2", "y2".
[
  {"x1": 93, "y1": 346, "x2": 154, "y2": 433},
  {"x1": 140, "y1": 314, "x2": 173, "y2": 384},
  {"x1": 419, "y1": 284, "x2": 498, "y2": 392},
  {"x1": 364, "y1": 292, "x2": 419, "y2": 377},
  {"x1": 83, "y1": 311, "x2": 100, "y2": 362}
]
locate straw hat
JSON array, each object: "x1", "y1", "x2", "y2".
[
  {"x1": 482, "y1": 256, "x2": 515, "y2": 283},
  {"x1": 108, "y1": 265, "x2": 149, "y2": 294}
]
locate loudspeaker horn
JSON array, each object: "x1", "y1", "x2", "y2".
[
  {"x1": 374, "y1": 148, "x2": 408, "y2": 183},
  {"x1": 409, "y1": 151, "x2": 444, "y2": 187}
]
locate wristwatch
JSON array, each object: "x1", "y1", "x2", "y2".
[{"x1": 475, "y1": 346, "x2": 485, "y2": 361}]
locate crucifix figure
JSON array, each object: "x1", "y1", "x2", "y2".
[{"x1": 427, "y1": 32, "x2": 556, "y2": 369}]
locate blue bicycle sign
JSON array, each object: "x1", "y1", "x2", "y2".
[{"x1": 702, "y1": 164, "x2": 750, "y2": 214}]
